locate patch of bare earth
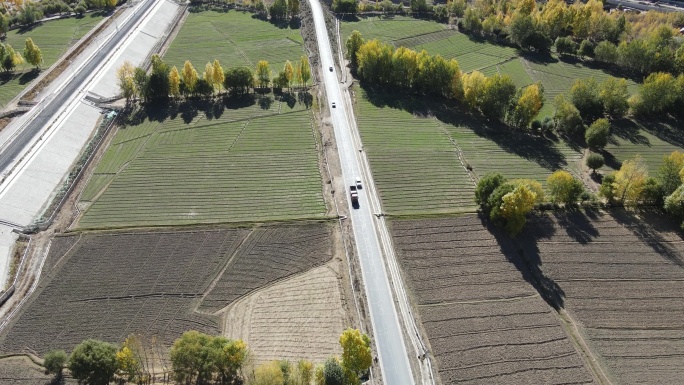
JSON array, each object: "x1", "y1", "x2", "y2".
[
  {"x1": 0, "y1": 355, "x2": 57, "y2": 385},
  {"x1": 223, "y1": 263, "x2": 346, "y2": 365},
  {"x1": 390, "y1": 215, "x2": 595, "y2": 385},
  {"x1": 0, "y1": 222, "x2": 344, "y2": 362},
  {"x1": 518, "y1": 209, "x2": 684, "y2": 384}
]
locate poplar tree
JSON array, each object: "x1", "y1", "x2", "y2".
[
  {"x1": 182, "y1": 60, "x2": 198, "y2": 96},
  {"x1": 299, "y1": 55, "x2": 311, "y2": 88},
  {"x1": 23, "y1": 38, "x2": 42, "y2": 68},
  {"x1": 203, "y1": 62, "x2": 214, "y2": 93},
  {"x1": 212, "y1": 59, "x2": 224, "y2": 94},
  {"x1": 284, "y1": 60, "x2": 294, "y2": 90},
  {"x1": 169, "y1": 66, "x2": 181, "y2": 98}
]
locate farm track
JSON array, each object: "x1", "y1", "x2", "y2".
[
  {"x1": 390, "y1": 216, "x2": 595, "y2": 384},
  {"x1": 0, "y1": 223, "x2": 336, "y2": 357}
]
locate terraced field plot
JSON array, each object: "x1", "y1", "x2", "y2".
[
  {"x1": 355, "y1": 86, "x2": 582, "y2": 211},
  {"x1": 0, "y1": 223, "x2": 338, "y2": 358},
  {"x1": 78, "y1": 96, "x2": 325, "y2": 228},
  {"x1": 518, "y1": 210, "x2": 684, "y2": 384},
  {"x1": 354, "y1": 87, "x2": 476, "y2": 215},
  {"x1": 0, "y1": 356, "x2": 57, "y2": 385},
  {"x1": 0, "y1": 13, "x2": 104, "y2": 107},
  {"x1": 164, "y1": 10, "x2": 304, "y2": 74},
  {"x1": 602, "y1": 118, "x2": 684, "y2": 172},
  {"x1": 391, "y1": 216, "x2": 594, "y2": 384}
]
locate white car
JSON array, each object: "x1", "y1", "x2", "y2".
[{"x1": 355, "y1": 177, "x2": 362, "y2": 189}]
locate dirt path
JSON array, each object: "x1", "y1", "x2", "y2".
[{"x1": 558, "y1": 309, "x2": 614, "y2": 385}]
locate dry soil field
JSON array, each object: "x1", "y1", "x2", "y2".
[
  {"x1": 391, "y1": 216, "x2": 595, "y2": 384},
  {"x1": 0, "y1": 222, "x2": 346, "y2": 364},
  {"x1": 517, "y1": 210, "x2": 684, "y2": 384}
]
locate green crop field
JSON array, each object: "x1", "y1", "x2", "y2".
[
  {"x1": 77, "y1": 95, "x2": 326, "y2": 228},
  {"x1": 0, "y1": 13, "x2": 104, "y2": 108},
  {"x1": 355, "y1": 86, "x2": 477, "y2": 215},
  {"x1": 355, "y1": 85, "x2": 584, "y2": 213},
  {"x1": 164, "y1": 10, "x2": 304, "y2": 75}
]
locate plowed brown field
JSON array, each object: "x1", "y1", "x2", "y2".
[
  {"x1": 518, "y1": 210, "x2": 684, "y2": 384},
  {"x1": 391, "y1": 216, "x2": 595, "y2": 384},
  {"x1": 0, "y1": 223, "x2": 340, "y2": 359}
]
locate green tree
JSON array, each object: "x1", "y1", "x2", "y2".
[
  {"x1": 586, "y1": 153, "x2": 605, "y2": 174},
  {"x1": 169, "y1": 66, "x2": 181, "y2": 98},
  {"x1": 133, "y1": 67, "x2": 148, "y2": 100},
  {"x1": 333, "y1": 0, "x2": 359, "y2": 14},
  {"x1": 213, "y1": 338, "x2": 248, "y2": 383},
  {"x1": 664, "y1": 184, "x2": 684, "y2": 218},
  {"x1": 170, "y1": 331, "x2": 214, "y2": 385},
  {"x1": 631, "y1": 72, "x2": 677, "y2": 115},
  {"x1": 43, "y1": 350, "x2": 68, "y2": 377},
  {"x1": 146, "y1": 54, "x2": 170, "y2": 100},
  {"x1": 553, "y1": 95, "x2": 584, "y2": 136},
  {"x1": 212, "y1": 59, "x2": 224, "y2": 94},
  {"x1": 288, "y1": 0, "x2": 300, "y2": 17},
  {"x1": 594, "y1": 41, "x2": 619, "y2": 64},
  {"x1": 657, "y1": 151, "x2": 684, "y2": 196},
  {"x1": 255, "y1": 60, "x2": 271, "y2": 89},
  {"x1": 346, "y1": 31, "x2": 364, "y2": 71},
  {"x1": 69, "y1": 339, "x2": 119, "y2": 385},
  {"x1": 340, "y1": 329, "x2": 372, "y2": 385},
  {"x1": 547, "y1": 170, "x2": 584, "y2": 204},
  {"x1": 480, "y1": 74, "x2": 516, "y2": 120},
  {"x1": 555, "y1": 36, "x2": 576, "y2": 56},
  {"x1": 269, "y1": 0, "x2": 288, "y2": 20},
  {"x1": 323, "y1": 358, "x2": 345, "y2": 385},
  {"x1": 0, "y1": 14, "x2": 9, "y2": 39},
  {"x1": 578, "y1": 39, "x2": 595, "y2": 58},
  {"x1": 585, "y1": 118, "x2": 610, "y2": 149},
  {"x1": 224, "y1": 67, "x2": 254, "y2": 95},
  {"x1": 23, "y1": 38, "x2": 42, "y2": 68},
  {"x1": 462, "y1": 6, "x2": 482, "y2": 33},
  {"x1": 1, "y1": 44, "x2": 23, "y2": 72},
  {"x1": 181, "y1": 60, "x2": 199, "y2": 96},
  {"x1": 475, "y1": 172, "x2": 507, "y2": 208},
  {"x1": 599, "y1": 77, "x2": 628, "y2": 118},
  {"x1": 300, "y1": 55, "x2": 311, "y2": 88},
  {"x1": 613, "y1": 155, "x2": 648, "y2": 205},
  {"x1": 570, "y1": 77, "x2": 602, "y2": 118},
  {"x1": 598, "y1": 173, "x2": 615, "y2": 202}
]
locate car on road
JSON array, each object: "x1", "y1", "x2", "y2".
[
  {"x1": 356, "y1": 177, "x2": 362, "y2": 189},
  {"x1": 329, "y1": 66, "x2": 333, "y2": 71},
  {"x1": 332, "y1": 102, "x2": 336, "y2": 108},
  {"x1": 349, "y1": 185, "x2": 359, "y2": 206}
]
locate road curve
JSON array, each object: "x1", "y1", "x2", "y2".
[
  {"x1": 306, "y1": 0, "x2": 415, "y2": 384},
  {"x1": 0, "y1": 0, "x2": 158, "y2": 173}
]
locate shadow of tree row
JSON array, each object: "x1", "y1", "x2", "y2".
[
  {"x1": 124, "y1": 91, "x2": 312, "y2": 126},
  {"x1": 484, "y1": 206, "x2": 684, "y2": 311}
]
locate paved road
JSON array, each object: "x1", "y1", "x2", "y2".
[
  {"x1": 306, "y1": 0, "x2": 415, "y2": 383},
  {"x1": 0, "y1": 0, "x2": 158, "y2": 173},
  {"x1": 606, "y1": 0, "x2": 683, "y2": 12}
]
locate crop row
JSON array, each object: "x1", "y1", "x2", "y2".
[
  {"x1": 79, "y1": 105, "x2": 325, "y2": 227},
  {"x1": 163, "y1": 10, "x2": 303, "y2": 73},
  {"x1": 517, "y1": 210, "x2": 684, "y2": 384},
  {"x1": 355, "y1": 87, "x2": 476, "y2": 214},
  {"x1": 199, "y1": 223, "x2": 333, "y2": 313},
  {"x1": 390, "y1": 216, "x2": 594, "y2": 384}
]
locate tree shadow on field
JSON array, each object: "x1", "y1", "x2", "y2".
[
  {"x1": 18, "y1": 68, "x2": 40, "y2": 85},
  {"x1": 361, "y1": 86, "x2": 568, "y2": 171},
  {"x1": 481, "y1": 212, "x2": 567, "y2": 310},
  {"x1": 552, "y1": 207, "x2": 600, "y2": 245},
  {"x1": 610, "y1": 118, "x2": 650, "y2": 146},
  {"x1": 609, "y1": 208, "x2": 684, "y2": 268},
  {"x1": 276, "y1": 91, "x2": 297, "y2": 109},
  {"x1": 638, "y1": 117, "x2": 684, "y2": 149},
  {"x1": 298, "y1": 91, "x2": 313, "y2": 109}
]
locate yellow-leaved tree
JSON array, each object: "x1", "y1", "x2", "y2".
[
  {"x1": 169, "y1": 66, "x2": 181, "y2": 98},
  {"x1": 340, "y1": 328, "x2": 372, "y2": 385},
  {"x1": 203, "y1": 62, "x2": 214, "y2": 93},
  {"x1": 461, "y1": 70, "x2": 486, "y2": 110},
  {"x1": 500, "y1": 185, "x2": 537, "y2": 235},
  {"x1": 116, "y1": 337, "x2": 141, "y2": 383},
  {"x1": 510, "y1": 83, "x2": 543, "y2": 129},
  {"x1": 547, "y1": 170, "x2": 584, "y2": 204},
  {"x1": 299, "y1": 55, "x2": 311, "y2": 88},
  {"x1": 23, "y1": 38, "x2": 42, "y2": 68},
  {"x1": 116, "y1": 61, "x2": 136, "y2": 101},
  {"x1": 284, "y1": 60, "x2": 294, "y2": 89},
  {"x1": 255, "y1": 60, "x2": 271, "y2": 88},
  {"x1": 613, "y1": 155, "x2": 648, "y2": 205},
  {"x1": 212, "y1": 59, "x2": 224, "y2": 93},
  {"x1": 181, "y1": 60, "x2": 198, "y2": 96}
]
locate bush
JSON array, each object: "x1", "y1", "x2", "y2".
[
  {"x1": 555, "y1": 36, "x2": 576, "y2": 56},
  {"x1": 578, "y1": 39, "x2": 595, "y2": 58},
  {"x1": 547, "y1": 170, "x2": 584, "y2": 204},
  {"x1": 323, "y1": 358, "x2": 345, "y2": 385},
  {"x1": 586, "y1": 153, "x2": 605, "y2": 173},
  {"x1": 43, "y1": 350, "x2": 68, "y2": 376},
  {"x1": 475, "y1": 172, "x2": 506, "y2": 208},
  {"x1": 599, "y1": 173, "x2": 616, "y2": 202},
  {"x1": 585, "y1": 118, "x2": 610, "y2": 149}
]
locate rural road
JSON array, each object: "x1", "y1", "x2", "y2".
[
  {"x1": 307, "y1": 0, "x2": 416, "y2": 383},
  {"x1": 0, "y1": 0, "x2": 158, "y2": 174}
]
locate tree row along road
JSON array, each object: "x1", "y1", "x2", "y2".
[
  {"x1": 306, "y1": 0, "x2": 416, "y2": 383},
  {"x1": 0, "y1": 0, "x2": 159, "y2": 174}
]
